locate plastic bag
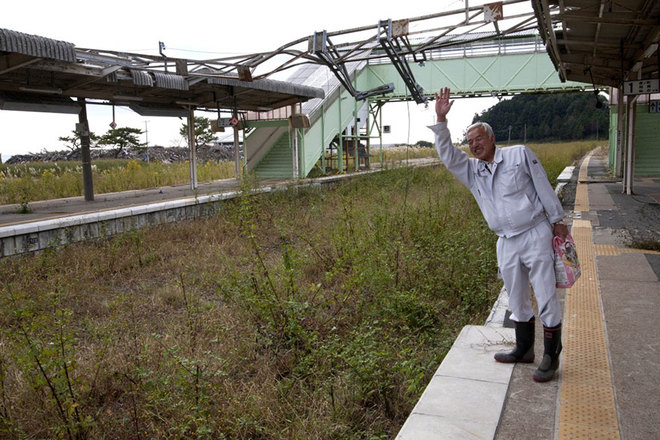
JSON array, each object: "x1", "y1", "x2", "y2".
[{"x1": 553, "y1": 233, "x2": 581, "y2": 288}]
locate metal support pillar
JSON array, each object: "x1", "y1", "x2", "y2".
[
  {"x1": 368, "y1": 100, "x2": 384, "y2": 167},
  {"x1": 321, "y1": 104, "x2": 326, "y2": 173},
  {"x1": 291, "y1": 104, "x2": 299, "y2": 179},
  {"x1": 299, "y1": 128, "x2": 305, "y2": 177},
  {"x1": 187, "y1": 107, "x2": 198, "y2": 190},
  {"x1": 77, "y1": 97, "x2": 94, "y2": 201},
  {"x1": 379, "y1": 103, "x2": 383, "y2": 167},
  {"x1": 615, "y1": 88, "x2": 625, "y2": 177},
  {"x1": 338, "y1": 92, "x2": 343, "y2": 172},
  {"x1": 242, "y1": 124, "x2": 248, "y2": 174},
  {"x1": 353, "y1": 98, "x2": 359, "y2": 172},
  {"x1": 233, "y1": 109, "x2": 241, "y2": 181},
  {"x1": 365, "y1": 102, "x2": 371, "y2": 169},
  {"x1": 624, "y1": 96, "x2": 638, "y2": 195}
]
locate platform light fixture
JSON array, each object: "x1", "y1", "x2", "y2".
[
  {"x1": 18, "y1": 86, "x2": 62, "y2": 94},
  {"x1": 112, "y1": 95, "x2": 143, "y2": 102}
]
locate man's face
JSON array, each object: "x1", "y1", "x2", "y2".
[{"x1": 467, "y1": 126, "x2": 496, "y2": 162}]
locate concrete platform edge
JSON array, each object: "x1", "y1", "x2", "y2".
[{"x1": 395, "y1": 325, "x2": 515, "y2": 440}]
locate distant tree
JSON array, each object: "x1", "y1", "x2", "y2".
[
  {"x1": 415, "y1": 140, "x2": 434, "y2": 148},
  {"x1": 179, "y1": 116, "x2": 217, "y2": 149},
  {"x1": 97, "y1": 127, "x2": 144, "y2": 158},
  {"x1": 58, "y1": 130, "x2": 99, "y2": 152},
  {"x1": 472, "y1": 92, "x2": 609, "y2": 143}
]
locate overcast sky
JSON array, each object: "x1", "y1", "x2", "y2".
[{"x1": 0, "y1": 0, "x2": 505, "y2": 159}]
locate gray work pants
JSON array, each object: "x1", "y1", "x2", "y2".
[{"x1": 496, "y1": 220, "x2": 562, "y2": 328}]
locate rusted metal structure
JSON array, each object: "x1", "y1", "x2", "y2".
[
  {"x1": 0, "y1": 28, "x2": 325, "y2": 199},
  {"x1": 5, "y1": 1, "x2": 656, "y2": 193},
  {"x1": 1, "y1": 0, "x2": 545, "y2": 194}
]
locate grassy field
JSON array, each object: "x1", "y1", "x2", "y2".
[
  {"x1": 0, "y1": 139, "x2": 592, "y2": 438},
  {"x1": 0, "y1": 160, "x2": 236, "y2": 205},
  {"x1": 524, "y1": 140, "x2": 602, "y2": 188},
  {"x1": 1, "y1": 140, "x2": 600, "y2": 206}
]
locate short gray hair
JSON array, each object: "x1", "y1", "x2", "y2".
[{"x1": 466, "y1": 121, "x2": 495, "y2": 140}]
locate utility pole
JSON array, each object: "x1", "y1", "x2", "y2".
[
  {"x1": 77, "y1": 97, "x2": 94, "y2": 201},
  {"x1": 144, "y1": 120, "x2": 150, "y2": 163}
]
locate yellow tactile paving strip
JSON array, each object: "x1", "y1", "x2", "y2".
[
  {"x1": 594, "y1": 244, "x2": 660, "y2": 256},
  {"x1": 558, "y1": 152, "x2": 622, "y2": 439},
  {"x1": 573, "y1": 152, "x2": 592, "y2": 212}
]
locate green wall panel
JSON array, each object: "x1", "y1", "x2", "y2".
[{"x1": 634, "y1": 107, "x2": 660, "y2": 177}]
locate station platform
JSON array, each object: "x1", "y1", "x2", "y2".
[
  {"x1": 0, "y1": 160, "x2": 439, "y2": 257},
  {"x1": 0, "y1": 158, "x2": 439, "y2": 230},
  {"x1": 0, "y1": 175, "x2": 252, "y2": 228},
  {"x1": 397, "y1": 149, "x2": 660, "y2": 440},
  {"x1": 496, "y1": 150, "x2": 659, "y2": 440}
]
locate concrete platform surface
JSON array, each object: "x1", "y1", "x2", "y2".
[
  {"x1": 396, "y1": 326, "x2": 515, "y2": 440},
  {"x1": 494, "y1": 152, "x2": 660, "y2": 440},
  {"x1": 399, "y1": 150, "x2": 659, "y2": 440}
]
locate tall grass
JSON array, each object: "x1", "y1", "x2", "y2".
[
  {"x1": 0, "y1": 160, "x2": 235, "y2": 204},
  {"x1": 374, "y1": 146, "x2": 438, "y2": 164},
  {"x1": 0, "y1": 166, "x2": 500, "y2": 439},
  {"x1": 526, "y1": 140, "x2": 602, "y2": 188},
  {"x1": 1, "y1": 140, "x2": 599, "y2": 206},
  {"x1": 373, "y1": 140, "x2": 601, "y2": 188}
]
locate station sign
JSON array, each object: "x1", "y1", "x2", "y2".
[
  {"x1": 649, "y1": 100, "x2": 660, "y2": 113},
  {"x1": 216, "y1": 117, "x2": 234, "y2": 127},
  {"x1": 623, "y1": 79, "x2": 660, "y2": 95}
]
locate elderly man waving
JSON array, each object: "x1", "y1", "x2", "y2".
[{"x1": 429, "y1": 87, "x2": 569, "y2": 382}]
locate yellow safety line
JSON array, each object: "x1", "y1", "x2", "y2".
[
  {"x1": 618, "y1": 247, "x2": 660, "y2": 255},
  {"x1": 573, "y1": 152, "x2": 592, "y2": 212},
  {"x1": 593, "y1": 244, "x2": 619, "y2": 256},
  {"x1": 557, "y1": 156, "x2": 621, "y2": 439},
  {"x1": 594, "y1": 244, "x2": 660, "y2": 256}
]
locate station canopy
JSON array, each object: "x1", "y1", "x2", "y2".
[
  {"x1": 533, "y1": 0, "x2": 660, "y2": 87},
  {"x1": 0, "y1": 28, "x2": 325, "y2": 116}
]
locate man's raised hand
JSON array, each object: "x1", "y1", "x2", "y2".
[{"x1": 434, "y1": 87, "x2": 454, "y2": 122}]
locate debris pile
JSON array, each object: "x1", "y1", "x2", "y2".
[{"x1": 5, "y1": 144, "x2": 236, "y2": 164}]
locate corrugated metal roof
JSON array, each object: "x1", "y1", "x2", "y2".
[
  {"x1": 207, "y1": 75, "x2": 325, "y2": 99},
  {"x1": 153, "y1": 72, "x2": 188, "y2": 90},
  {"x1": 0, "y1": 28, "x2": 76, "y2": 62},
  {"x1": 0, "y1": 27, "x2": 325, "y2": 113},
  {"x1": 130, "y1": 69, "x2": 154, "y2": 87}
]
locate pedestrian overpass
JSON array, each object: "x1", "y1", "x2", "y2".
[{"x1": 244, "y1": 32, "x2": 592, "y2": 179}]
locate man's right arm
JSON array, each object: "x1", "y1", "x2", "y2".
[
  {"x1": 430, "y1": 87, "x2": 472, "y2": 187},
  {"x1": 429, "y1": 121, "x2": 472, "y2": 188}
]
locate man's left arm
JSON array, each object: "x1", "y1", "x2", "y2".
[{"x1": 524, "y1": 148, "x2": 569, "y2": 239}]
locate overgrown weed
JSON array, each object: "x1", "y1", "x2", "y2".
[{"x1": 1, "y1": 162, "x2": 565, "y2": 438}]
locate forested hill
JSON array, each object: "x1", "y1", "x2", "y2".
[{"x1": 472, "y1": 92, "x2": 609, "y2": 143}]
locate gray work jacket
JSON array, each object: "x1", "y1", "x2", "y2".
[{"x1": 429, "y1": 122, "x2": 564, "y2": 238}]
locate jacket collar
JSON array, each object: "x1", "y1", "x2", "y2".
[{"x1": 477, "y1": 147, "x2": 502, "y2": 173}]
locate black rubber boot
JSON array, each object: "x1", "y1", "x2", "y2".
[
  {"x1": 495, "y1": 318, "x2": 535, "y2": 363},
  {"x1": 533, "y1": 324, "x2": 562, "y2": 382}
]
